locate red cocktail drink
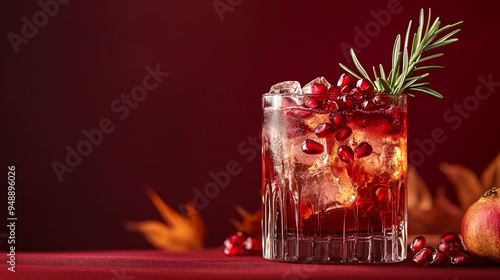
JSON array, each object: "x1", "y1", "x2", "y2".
[{"x1": 262, "y1": 80, "x2": 407, "y2": 263}]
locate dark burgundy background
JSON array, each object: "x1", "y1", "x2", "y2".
[{"x1": 1, "y1": 0, "x2": 499, "y2": 251}]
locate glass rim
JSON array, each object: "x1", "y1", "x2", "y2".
[{"x1": 262, "y1": 92, "x2": 407, "y2": 97}]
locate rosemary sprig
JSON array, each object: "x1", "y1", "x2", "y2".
[{"x1": 339, "y1": 8, "x2": 463, "y2": 98}]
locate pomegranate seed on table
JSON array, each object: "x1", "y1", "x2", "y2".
[
  {"x1": 438, "y1": 241, "x2": 463, "y2": 257},
  {"x1": 409, "y1": 236, "x2": 427, "y2": 255},
  {"x1": 413, "y1": 246, "x2": 434, "y2": 267},
  {"x1": 408, "y1": 231, "x2": 486, "y2": 267},
  {"x1": 301, "y1": 139, "x2": 324, "y2": 154},
  {"x1": 450, "y1": 252, "x2": 471, "y2": 265},
  {"x1": 225, "y1": 245, "x2": 249, "y2": 256},
  {"x1": 439, "y1": 232, "x2": 462, "y2": 245},
  {"x1": 224, "y1": 232, "x2": 249, "y2": 256},
  {"x1": 338, "y1": 145, "x2": 354, "y2": 164},
  {"x1": 355, "y1": 142, "x2": 373, "y2": 159},
  {"x1": 243, "y1": 236, "x2": 262, "y2": 252},
  {"x1": 429, "y1": 249, "x2": 449, "y2": 267},
  {"x1": 335, "y1": 126, "x2": 352, "y2": 141},
  {"x1": 314, "y1": 123, "x2": 335, "y2": 137}
]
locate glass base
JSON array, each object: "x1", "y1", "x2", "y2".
[{"x1": 263, "y1": 233, "x2": 406, "y2": 264}]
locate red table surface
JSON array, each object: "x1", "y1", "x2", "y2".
[{"x1": 1, "y1": 248, "x2": 499, "y2": 280}]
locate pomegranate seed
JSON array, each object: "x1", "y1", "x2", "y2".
[
  {"x1": 305, "y1": 98, "x2": 322, "y2": 109},
  {"x1": 438, "y1": 241, "x2": 463, "y2": 257},
  {"x1": 301, "y1": 139, "x2": 324, "y2": 154},
  {"x1": 356, "y1": 78, "x2": 374, "y2": 95},
  {"x1": 338, "y1": 146, "x2": 354, "y2": 164},
  {"x1": 373, "y1": 185, "x2": 392, "y2": 208},
  {"x1": 302, "y1": 77, "x2": 331, "y2": 95},
  {"x1": 288, "y1": 109, "x2": 311, "y2": 118},
  {"x1": 341, "y1": 95, "x2": 357, "y2": 110},
  {"x1": 450, "y1": 252, "x2": 471, "y2": 265},
  {"x1": 299, "y1": 201, "x2": 313, "y2": 219},
  {"x1": 312, "y1": 83, "x2": 328, "y2": 94},
  {"x1": 439, "y1": 232, "x2": 461, "y2": 245},
  {"x1": 225, "y1": 231, "x2": 248, "y2": 244},
  {"x1": 225, "y1": 246, "x2": 248, "y2": 256},
  {"x1": 337, "y1": 73, "x2": 356, "y2": 88},
  {"x1": 314, "y1": 123, "x2": 335, "y2": 137},
  {"x1": 243, "y1": 236, "x2": 262, "y2": 252},
  {"x1": 335, "y1": 126, "x2": 352, "y2": 141},
  {"x1": 355, "y1": 142, "x2": 373, "y2": 159},
  {"x1": 340, "y1": 85, "x2": 352, "y2": 93},
  {"x1": 224, "y1": 232, "x2": 249, "y2": 256},
  {"x1": 410, "y1": 236, "x2": 427, "y2": 254},
  {"x1": 329, "y1": 112, "x2": 346, "y2": 129},
  {"x1": 361, "y1": 99, "x2": 376, "y2": 111},
  {"x1": 429, "y1": 249, "x2": 449, "y2": 267},
  {"x1": 327, "y1": 86, "x2": 341, "y2": 94},
  {"x1": 413, "y1": 246, "x2": 434, "y2": 267},
  {"x1": 327, "y1": 100, "x2": 344, "y2": 111},
  {"x1": 350, "y1": 87, "x2": 362, "y2": 95}
]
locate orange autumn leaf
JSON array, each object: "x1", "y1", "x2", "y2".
[
  {"x1": 125, "y1": 186, "x2": 205, "y2": 251},
  {"x1": 408, "y1": 165, "x2": 433, "y2": 212},
  {"x1": 481, "y1": 153, "x2": 500, "y2": 189},
  {"x1": 231, "y1": 205, "x2": 261, "y2": 237},
  {"x1": 439, "y1": 162, "x2": 485, "y2": 210}
]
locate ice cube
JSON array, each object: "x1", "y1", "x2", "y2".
[
  {"x1": 268, "y1": 81, "x2": 304, "y2": 106},
  {"x1": 348, "y1": 141, "x2": 403, "y2": 188},
  {"x1": 299, "y1": 166, "x2": 357, "y2": 212},
  {"x1": 302, "y1": 77, "x2": 331, "y2": 94},
  {"x1": 269, "y1": 81, "x2": 302, "y2": 94}
]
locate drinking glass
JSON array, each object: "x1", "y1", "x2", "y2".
[{"x1": 262, "y1": 93, "x2": 407, "y2": 263}]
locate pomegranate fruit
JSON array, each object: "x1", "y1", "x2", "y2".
[{"x1": 461, "y1": 187, "x2": 500, "y2": 264}]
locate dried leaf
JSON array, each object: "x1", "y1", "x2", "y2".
[
  {"x1": 231, "y1": 205, "x2": 261, "y2": 237},
  {"x1": 125, "y1": 220, "x2": 197, "y2": 251},
  {"x1": 439, "y1": 162, "x2": 484, "y2": 210},
  {"x1": 408, "y1": 186, "x2": 463, "y2": 235},
  {"x1": 408, "y1": 165, "x2": 433, "y2": 211},
  {"x1": 433, "y1": 186, "x2": 463, "y2": 222},
  {"x1": 126, "y1": 187, "x2": 205, "y2": 251},
  {"x1": 481, "y1": 152, "x2": 500, "y2": 189}
]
